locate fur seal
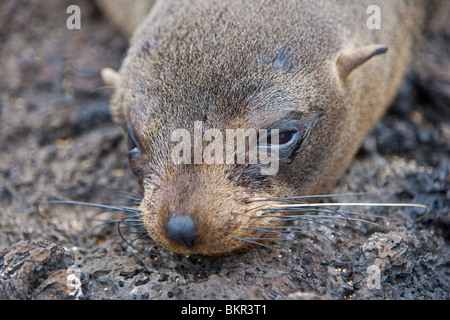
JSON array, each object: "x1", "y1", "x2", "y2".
[{"x1": 98, "y1": 0, "x2": 437, "y2": 256}]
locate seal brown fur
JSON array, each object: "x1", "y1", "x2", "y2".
[{"x1": 99, "y1": 0, "x2": 435, "y2": 256}]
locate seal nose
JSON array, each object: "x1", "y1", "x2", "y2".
[{"x1": 166, "y1": 216, "x2": 198, "y2": 248}]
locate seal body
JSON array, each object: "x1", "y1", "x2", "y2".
[{"x1": 103, "y1": 0, "x2": 429, "y2": 256}]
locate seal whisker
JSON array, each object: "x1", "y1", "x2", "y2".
[
  {"x1": 47, "y1": 196, "x2": 153, "y2": 251},
  {"x1": 232, "y1": 237, "x2": 273, "y2": 250},
  {"x1": 247, "y1": 220, "x2": 344, "y2": 242},
  {"x1": 100, "y1": 202, "x2": 141, "y2": 207},
  {"x1": 103, "y1": 196, "x2": 142, "y2": 205},
  {"x1": 117, "y1": 219, "x2": 152, "y2": 250},
  {"x1": 116, "y1": 223, "x2": 146, "y2": 228},
  {"x1": 244, "y1": 192, "x2": 371, "y2": 203},
  {"x1": 266, "y1": 215, "x2": 384, "y2": 236},
  {"x1": 240, "y1": 237, "x2": 281, "y2": 241},
  {"x1": 111, "y1": 190, "x2": 143, "y2": 203},
  {"x1": 47, "y1": 200, "x2": 142, "y2": 214},
  {"x1": 233, "y1": 238, "x2": 274, "y2": 250},
  {"x1": 214, "y1": 239, "x2": 235, "y2": 256},
  {"x1": 311, "y1": 209, "x2": 397, "y2": 222},
  {"x1": 125, "y1": 230, "x2": 149, "y2": 237},
  {"x1": 255, "y1": 201, "x2": 428, "y2": 237},
  {"x1": 111, "y1": 190, "x2": 144, "y2": 198},
  {"x1": 120, "y1": 214, "x2": 144, "y2": 219},
  {"x1": 117, "y1": 220, "x2": 139, "y2": 248},
  {"x1": 230, "y1": 211, "x2": 253, "y2": 218},
  {"x1": 244, "y1": 227, "x2": 303, "y2": 242},
  {"x1": 273, "y1": 202, "x2": 429, "y2": 218},
  {"x1": 272, "y1": 217, "x2": 350, "y2": 239},
  {"x1": 243, "y1": 203, "x2": 271, "y2": 214},
  {"x1": 96, "y1": 220, "x2": 144, "y2": 228},
  {"x1": 257, "y1": 205, "x2": 360, "y2": 232},
  {"x1": 244, "y1": 227, "x2": 325, "y2": 251},
  {"x1": 266, "y1": 214, "x2": 383, "y2": 226}
]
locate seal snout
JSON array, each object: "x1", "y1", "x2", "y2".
[{"x1": 165, "y1": 215, "x2": 198, "y2": 248}]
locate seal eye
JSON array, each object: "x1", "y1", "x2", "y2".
[
  {"x1": 126, "y1": 122, "x2": 141, "y2": 159},
  {"x1": 278, "y1": 131, "x2": 295, "y2": 145},
  {"x1": 267, "y1": 131, "x2": 296, "y2": 146}
]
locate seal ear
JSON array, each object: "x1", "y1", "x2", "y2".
[
  {"x1": 101, "y1": 67, "x2": 120, "y2": 92},
  {"x1": 337, "y1": 44, "x2": 388, "y2": 80}
]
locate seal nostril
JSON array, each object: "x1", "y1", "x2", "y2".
[{"x1": 165, "y1": 216, "x2": 198, "y2": 248}]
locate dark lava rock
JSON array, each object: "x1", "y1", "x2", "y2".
[{"x1": 0, "y1": 240, "x2": 77, "y2": 299}]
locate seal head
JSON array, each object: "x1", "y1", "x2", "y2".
[{"x1": 106, "y1": 0, "x2": 425, "y2": 256}]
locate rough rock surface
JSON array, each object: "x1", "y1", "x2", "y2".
[
  {"x1": 0, "y1": 0, "x2": 448, "y2": 299},
  {"x1": 0, "y1": 240, "x2": 76, "y2": 299}
]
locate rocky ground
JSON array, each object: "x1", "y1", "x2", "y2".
[{"x1": 0, "y1": 0, "x2": 448, "y2": 300}]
